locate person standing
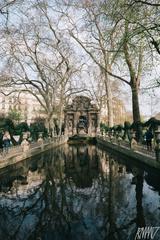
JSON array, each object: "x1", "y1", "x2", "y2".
[
  {"x1": 2, "y1": 131, "x2": 11, "y2": 154},
  {"x1": 0, "y1": 132, "x2": 3, "y2": 155},
  {"x1": 145, "y1": 129, "x2": 153, "y2": 151}
]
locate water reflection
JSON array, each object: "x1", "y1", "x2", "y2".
[
  {"x1": 64, "y1": 145, "x2": 99, "y2": 188},
  {"x1": 0, "y1": 144, "x2": 159, "y2": 240}
]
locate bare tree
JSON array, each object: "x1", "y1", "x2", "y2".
[
  {"x1": 2, "y1": 1, "x2": 81, "y2": 132},
  {"x1": 64, "y1": 1, "x2": 125, "y2": 127},
  {"x1": 61, "y1": 0, "x2": 158, "y2": 140},
  {"x1": 0, "y1": 0, "x2": 18, "y2": 14},
  {"x1": 121, "y1": 0, "x2": 160, "y2": 54},
  {"x1": 129, "y1": 0, "x2": 160, "y2": 7}
]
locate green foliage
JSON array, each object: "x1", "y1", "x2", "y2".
[
  {"x1": 15, "y1": 122, "x2": 29, "y2": 135},
  {"x1": 124, "y1": 121, "x2": 131, "y2": 130},
  {"x1": 30, "y1": 121, "x2": 48, "y2": 141},
  {"x1": 0, "y1": 115, "x2": 49, "y2": 143},
  {"x1": 0, "y1": 117, "x2": 15, "y2": 132},
  {"x1": 143, "y1": 117, "x2": 160, "y2": 131},
  {"x1": 0, "y1": 117, "x2": 18, "y2": 145},
  {"x1": 7, "y1": 109, "x2": 21, "y2": 122},
  {"x1": 100, "y1": 123, "x2": 109, "y2": 134},
  {"x1": 116, "y1": 124, "x2": 123, "y2": 132}
]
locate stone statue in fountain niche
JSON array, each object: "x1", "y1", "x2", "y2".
[
  {"x1": 91, "y1": 119, "x2": 95, "y2": 127},
  {"x1": 21, "y1": 138, "x2": 30, "y2": 152},
  {"x1": 77, "y1": 116, "x2": 88, "y2": 134},
  {"x1": 37, "y1": 134, "x2": 44, "y2": 145},
  {"x1": 68, "y1": 120, "x2": 73, "y2": 128}
]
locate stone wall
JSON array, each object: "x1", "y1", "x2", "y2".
[
  {"x1": 97, "y1": 137, "x2": 160, "y2": 170},
  {"x1": 0, "y1": 136, "x2": 68, "y2": 170}
]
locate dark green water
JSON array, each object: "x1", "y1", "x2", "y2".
[{"x1": 0, "y1": 144, "x2": 159, "y2": 240}]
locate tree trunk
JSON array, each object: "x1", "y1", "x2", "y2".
[
  {"x1": 108, "y1": 157, "x2": 116, "y2": 239},
  {"x1": 46, "y1": 115, "x2": 54, "y2": 137},
  {"x1": 103, "y1": 69, "x2": 114, "y2": 127},
  {"x1": 131, "y1": 86, "x2": 141, "y2": 123},
  {"x1": 131, "y1": 83, "x2": 143, "y2": 142},
  {"x1": 58, "y1": 103, "x2": 63, "y2": 136},
  {"x1": 58, "y1": 89, "x2": 65, "y2": 136},
  {"x1": 106, "y1": 82, "x2": 114, "y2": 128}
]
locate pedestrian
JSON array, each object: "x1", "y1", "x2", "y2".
[
  {"x1": 2, "y1": 131, "x2": 11, "y2": 154},
  {"x1": 0, "y1": 132, "x2": 3, "y2": 155},
  {"x1": 145, "y1": 129, "x2": 153, "y2": 151}
]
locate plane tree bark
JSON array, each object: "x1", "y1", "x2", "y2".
[{"x1": 123, "y1": 20, "x2": 144, "y2": 140}]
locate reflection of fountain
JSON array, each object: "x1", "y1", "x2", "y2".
[{"x1": 64, "y1": 145, "x2": 99, "y2": 188}]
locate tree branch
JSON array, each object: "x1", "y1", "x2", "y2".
[{"x1": 70, "y1": 32, "x2": 130, "y2": 85}]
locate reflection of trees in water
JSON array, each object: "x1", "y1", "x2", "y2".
[
  {"x1": 98, "y1": 150, "x2": 146, "y2": 240},
  {"x1": 0, "y1": 146, "x2": 103, "y2": 239},
  {"x1": 108, "y1": 157, "x2": 117, "y2": 240},
  {"x1": 100, "y1": 154, "x2": 127, "y2": 240},
  {"x1": 0, "y1": 181, "x2": 45, "y2": 239},
  {"x1": 0, "y1": 151, "x2": 50, "y2": 240},
  {"x1": 109, "y1": 167, "x2": 145, "y2": 240},
  {"x1": 0, "y1": 147, "x2": 85, "y2": 239},
  {"x1": 135, "y1": 172, "x2": 145, "y2": 228},
  {"x1": 145, "y1": 172, "x2": 160, "y2": 195},
  {"x1": 0, "y1": 145, "x2": 158, "y2": 240}
]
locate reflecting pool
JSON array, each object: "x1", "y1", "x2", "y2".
[{"x1": 0, "y1": 144, "x2": 159, "y2": 240}]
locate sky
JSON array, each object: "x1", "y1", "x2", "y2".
[{"x1": 124, "y1": 86, "x2": 160, "y2": 119}]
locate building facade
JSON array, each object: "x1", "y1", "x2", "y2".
[
  {"x1": 100, "y1": 97, "x2": 127, "y2": 125},
  {"x1": 0, "y1": 91, "x2": 46, "y2": 124}
]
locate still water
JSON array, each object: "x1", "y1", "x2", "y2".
[{"x1": 0, "y1": 144, "x2": 159, "y2": 240}]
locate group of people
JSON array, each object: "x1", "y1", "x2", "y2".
[
  {"x1": 0, "y1": 130, "x2": 46, "y2": 156},
  {"x1": 0, "y1": 131, "x2": 11, "y2": 154}
]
